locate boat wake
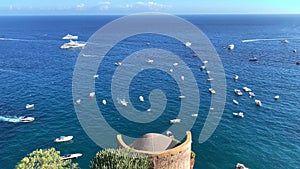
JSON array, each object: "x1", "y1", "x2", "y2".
[
  {"x1": 0, "y1": 37, "x2": 31, "y2": 42},
  {"x1": 241, "y1": 38, "x2": 284, "y2": 43},
  {"x1": 0, "y1": 115, "x2": 21, "y2": 123}
]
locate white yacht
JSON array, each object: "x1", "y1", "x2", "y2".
[
  {"x1": 178, "y1": 95, "x2": 186, "y2": 99},
  {"x1": 233, "y1": 100, "x2": 239, "y2": 105},
  {"x1": 102, "y1": 99, "x2": 107, "y2": 105},
  {"x1": 233, "y1": 112, "x2": 244, "y2": 118},
  {"x1": 234, "y1": 89, "x2": 243, "y2": 96},
  {"x1": 170, "y1": 118, "x2": 181, "y2": 123},
  {"x1": 243, "y1": 87, "x2": 252, "y2": 92},
  {"x1": 274, "y1": 95, "x2": 280, "y2": 100},
  {"x1": 233, "y1": 75, "x2": 239, "y2": 80},
  {"x1": 120, "y1": 99, "x2": 128, "y2": 107},
  {"x1": 20, "y1": 116, "x2": 35, "y2": 123},
  {"x1": 62, "y1": 34, "x2": 78, "y2": 40},
  {"x1": 209, "y1": 88, "x2": 216, "y2": 94},
  {"x1": 146, "y1": 59, "x2": 154, "y2": 63},
  {"x1": 61, "y1": 153, "x2": 82, "y2": 160},
  {"x1": 139, "y1": 96, "x2": 144, "y2": 102},
  {"x1": 26, "y1": 104, "x2": 34, "y2": 109},
  {"x1": 61, "y1": 40, "x2": 85, "y2": 49},
  {"x1": 255, "y1": 99, "x2": 262, "y2": 106},
  {"x1": 228, "y1": 44, "x2": 235, "y2": 50},
  {"x1": 185, "y1": 42, "x2": 192, "y2": 47},
  {"x1": 54, "y1": 136, "x2": 73, "y2": 143}
]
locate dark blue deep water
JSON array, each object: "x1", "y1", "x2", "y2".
[{"x1": 0, "y1": 15, "x2": 299, "y2": 169}]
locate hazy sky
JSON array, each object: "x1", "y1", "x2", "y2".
[{"x1": 1, "y1": 0, "x2": 300, "y2": 15}]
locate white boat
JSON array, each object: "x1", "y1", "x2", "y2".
[
  {"x1": 146, "y1": 59, "x2": 154, "y2": 63},
  {"x1": 206, "y1": 70, "x2": 211, "y2": 74},
  {"x1": 178, "y1": 95, "x2": 186, "y2": 99},
  {"x1": 236, "y1": 162, "x2": 249, "y2": 169},
  {"x1": 114, "y1": 62, "x2": 122, "y2": 66},
  {"x1": 228, "y1": 44, "x2": 235, "y2": 50},
  {"x1": 293, "y1": 49, "x2": 297, "y2": 53},
  {"x1": 173, "y1": 63, "x2": 178, "y2": 66},
  {"x1": 233, "y1": 75, "x2": 239, "y2": 80},
  {"x1": 89, "y1": 92, "x2": 95, "y2": 98},
  {"x1": 249, "y1": 92, "x2": 255, "y2": 98},
  {"x1": 102, "y1": 99, "x2": 107, "y2": 105},
  {"x1": 26, "y1": 104, "x2": 34, "y2": 109},
  {"x1": 120, "y1": 99, "x2": 128, "y2": 107},
  {"x1": 62, "y1": 34, "x2": 78, "y2": 40},
  {"x1": 139, "y1": 96, "x2": 144, "y2": 102},
  {"x1": 207, "y1": 78, "x2": 214, "y2": 81},
  {"x1": 20, "y1": 116, "x2": 35, "y2": 123},
  {"x1": 200, "y1": 66, "x2": 206, "y2": 71},
  {"x1": 93, "y1": 74, "x2": 99, "y2": 79},
  {"x1": 185, "y1": 42, "x2": 192, "y2": 47},
  {"x1": 255, "y1": 99, "x2": 262, "y2": 106},
  {"x1": 181, "y1": 75, "x2": 185, "y2": 81},
  {"x1": 274, "y1": 95, "x2": 280, "y2": 100},
  {"x1": 54, "y1": 136, "x2": 73, "y2": 143},
  {"x1": 232, "y1": 112, "x2": 244, "y2": 118},
  {"x1": 60, "y1": 40, "x2": 85, "y2": 49},
  {"x1": 191, "y1": 114, "x2": 198, "y2": 117},
  {"x1": 203, "y1": 60, "x2": 208, "y2": 64},
  {"x1": 170, "y1": 118, "x2": 181, "y2": 123},
  {"x1": 169, "y1": 69, "x2": 174, "y2": 73},
  {"x1": 147, "y1": 108, "x2": 151, "y2": 112},
  {"x1": 243, "y1": 87, "x2": 252, "y2": 92},
  {"x1": 234, "y1": 89, "x2": 243, "y2": 96},
  {"x1": 166, "y1": 130, "x2": 174, "y2": 137},
  {"x1": 209, "y1": 88, "x2": 216, "y2": 94},
  {"x1": 249, "y1": 57, "x2": 258, "y2": 61},
  {"x1": 61, "y1": 153, "x2": 82, "y2": 160},
  {"x1": 75, "y1": 99, "x2": 81, "y2": 105},
  {"x1": 281, "y1": 39, "x2": 289, "y2": 43},
  {"x1": 233, "y1": 100, "x2": 239, "y2": 105}
]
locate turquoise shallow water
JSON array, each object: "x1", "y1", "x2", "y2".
[{"x1": 0, "y1": 15, "x2": 300, "y2": 169}]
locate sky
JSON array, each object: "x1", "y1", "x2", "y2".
[{"x1": 0, "y1": 0, "x2": 300, "y2": 15}]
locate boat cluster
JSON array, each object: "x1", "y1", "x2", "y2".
[
  {"x1": 54, "y1": 135, "x2": 83, "y2": 160},
  {"x1": 60, "y1": 34, "x2": 86, "y2": 49}
]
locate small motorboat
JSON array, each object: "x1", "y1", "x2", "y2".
[
  {"x1": 206, "y1": 70, "x2": 211, "y2": 74},
  {"x1": 139, "y1": 96, "x2": 144, "y2": 102},
  {"x1": 62, "y1": 34, "x2": 78, "y2": 40},
  {"x1": 120, "y1": 99, "x2": 128, "y2": 107},
  {"x1": 20, "y1": 116, "x2": 35, "y2": 123},
  {"x1": 166, "y1": 130, "x2": 174, "y2": 138},
  {"x1": 200, "y1": 66, "x2": 206, "y2": 71},
  {"x1": 93, "y1": 74, "x2": 99, "y2": 79},
  {"x1": 89, "y1": 92, "x2": 95, "y2": 98},
  {"x1": 60, "y1": 40, "x2": 85, "y2": 49},
  {"x1": 232, "y1": 112, "x2": 244, "y2": 118},
  {"x1": 185, "y1": 42, "x2": 192, "y2": 47},
  {"x1": 170, "y1": 118, "x2": 181, "y2": 123},
  {"x1": 243, "y1": 87, "x2": 252, "y2": 92},
  {"x1": 102, "y1": 99, "x2": 107, "y2": 105},
  {"x1": 178, "y1": 95, "x2": 186, "y2": 99},
  {"x1": 274, "y1": 95, "x2": 280, "y2": 100},
  {"x1": 26, "y1": 104, "x2": 34, "y2": 109},
  {"x1": 207, "y1": 78, "x2": 214, "y2": 81},
  {"x1": 173, "y1": 62, "x2": 178, "y2": 66},
  {"x1": 249, "y1": 57, "x2": 258, "y2": 61},
  {"x1": 54, "y1": 136, "x2": 73, "y2": 143},
  {"x1": 169, "y1": 69, "x2": 174, "y2": 73},
  {"x1": 234, "y1": 89, "x2": 243, "y2": 96},
  {"x1": 75, "y1": 99, "x2": 81, "y2": 105},
  {"x1": 233, "y1": 100, "x2": 239, "y2": 105},
  {"x1": 228, "y1": 44, "x2": 235, "y2": 50},
  {"x1": 281, "y1": 39, "x2": 289, "y2": 43},
  {"x1": 209, "y1": 88, "x2": 216, "y2": 94},
  {"x1": 147, "y1": 109, "x2": 151, "y2": 112},
  {"x1": 249, "y1": 92, "x2": 255, "y2": 98},
  {"x1": 233, "y1": 75, "x2": 239, "y2": 80},
  {"x1": 114, "y1": 62, "x2": 122, "y2": 66},
  {"x1": 203, "y1": 60, "x2": 208, "y2": 64},
  {"x1": 255, "y1": 99, "x2": 262, "y2": 106},
  {"x1": 181, "y1": 75, "x2": 185, "y2": 81},
  {"x1": 61, "y1": 153, "x2": 82, "y2": 160},
  {"x1": 293, "y1": 49, "x2": 297, "y2": 53},
  {"x1": 236, "y1": 162, "x2": 249, "y2": 169},
  {"x1": 191, "y1": 114, "x2": 198, "y2": 117},
  {"x1": 146, "y1": 59, "x2": 154, "y2": 63}
]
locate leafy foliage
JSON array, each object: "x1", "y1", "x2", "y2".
[
  {"x1": 15, "y1": 148, "x2": 79, "y2": 169},
  {"x1": 90, "y1": 148, "x2": 149, "y2": 169}
]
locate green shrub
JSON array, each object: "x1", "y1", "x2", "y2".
[
  {"x1": 90, "y1": 148, "x2": 149, "y2": 169},
  {"x1": 15, "y1": 148, "x2": 78, "y2": 169}
]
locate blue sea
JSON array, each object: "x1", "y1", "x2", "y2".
[{"x1": 0, "y1": 15, "x2": 300, "y2": 169}]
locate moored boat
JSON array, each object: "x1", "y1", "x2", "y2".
[
  {"x1": 209, "y1": 88, "x2": 216, "y2": 94},
  {"x1": 228, "y1": 44, "x2": 235, "y2": 50},
  {"x1": 236, "y1": 162, "x2": 249, "y2": 169},
  {"x1": 233, "y1": 99, "x2": 239, "y2": 105},
  {"x1": 26, "y1": 104, "x2": 34, "y2": 109},
  {"x1": 234, "y1": 89, "x2": 243, "y2": 96},
  {"x1": 61, "y1": 153, "x2": 82, "y2": 160},
  {"x1": 170, "y1": 118, "x2": 181, "y2": 123},
  {"x1": 232, "y1": 112, "x2": 244, "y2": 118},
  {"x1": 54, "y1": 136, "x2": 73, "y2": 143},
  {"x1": 255, "y1": 99, "x2": 262, "y2": 106}
]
